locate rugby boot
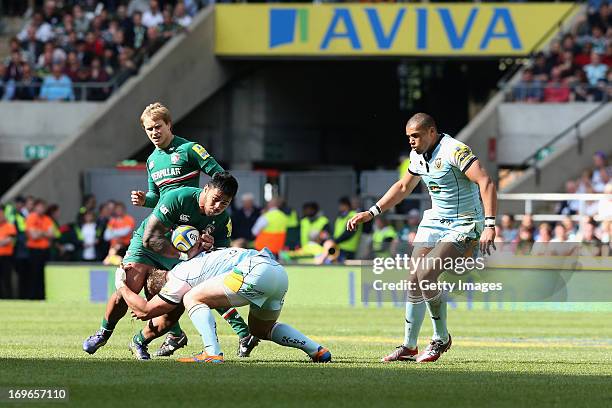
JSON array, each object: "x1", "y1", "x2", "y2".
[
  {"x1": 415, "y1": 334, "x2": 452, "y2": 363},
  {"x1": 311, "y1": 346, "x2": 332, "y2": 363},
  {"x1": 154, "y1": 331, "x2": 188, "y2": 357},
  {"x1": 82, "y1": 329, "x2": 111, "y2": 354},
  {"x1": 177, "y1": 352, "x2": 224, "y2": 363},
  {"x1": 129, "y1": 339, "x2": 151, "y2": 360},
  {"x1": 237, "y1": 334, "x2": 260, "y2": 358},
  {"x1": 381, "y1": 345, "x2": 419, "y2": 362}
]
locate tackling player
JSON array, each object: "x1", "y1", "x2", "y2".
[
  {"x1": 348, "y1": 113, "x2": 497, "y2": 362},
  {"x1": 116, "y1": 246, "x2": 332, "y2": 364}
]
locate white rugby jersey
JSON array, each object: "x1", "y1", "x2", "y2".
[
  {"x1": 158, "y1": 247, "x2": 259, "y2": 305},
  {"x1": 408, "y1": 134, "x2": 483, "y2": 221}
]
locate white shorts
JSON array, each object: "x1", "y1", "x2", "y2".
[
  {"x1": 414, "y1": 210, "x2": 483, "y2": 255},
  {"x1": 222, "y1": 253, "x2": 288, "y2": 313}
]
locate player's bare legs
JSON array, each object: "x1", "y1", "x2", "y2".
[
  {"x1": 143, "y1": 306, "x2": 185, "y2": 339},
  {"x1": 83, "y1": 263, "x2": 149, "y2": 355},
  {"x1": 413, "y1": 242, "x2": 465, "y2": 362},
  {"x1": 178, "y1": 274, "x2": 330, "y2": 363},
  {"x1": 382, "y1": 246, "x2": 431, "y2": 362},
  {"x1": 104, "y1": 263, "x2": 149, "y2": 322},
  {"x1": 179, "y1": 276, "x2": 243, "y2": 362}
]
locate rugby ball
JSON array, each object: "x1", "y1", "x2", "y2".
[{"x1": 171, "y1": 225, "x2": 200, "y2": 252}]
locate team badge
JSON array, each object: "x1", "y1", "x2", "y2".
[
  {"x1": 171, "y1": 153, "x2": 180, "y2": 164},
  {"x1": 434, "y1": 158, "x2": 442, "y2": 169},
  {"x1": 148, "y1": 161, "x2": 154, "y2": 169},
  {"x1": 192, "y1": 144, "x2": 210, "y2": 160},
  {"x1": 179, "y1": 214, "x2": 190, "y2": 223}
]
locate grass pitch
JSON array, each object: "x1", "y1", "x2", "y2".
[{"x1": 1, "y1": 301, "x2": 612, "y2": 407}]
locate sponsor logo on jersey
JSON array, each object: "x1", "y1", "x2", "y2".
[
  {"x1": 151, "y1": 167, "x2": 182, "y2": 181},
  {"x1": 148, "y1": 161, "x2": 155, "y2": 169},
  {"x1": 179, "y1": 214, "x2": 190, "y2": 223},
  {"x1": 171, "y1": 153, "x2": 180, "y2": 164},
  {"x1": 428, "y1": 181, "x2": 441, "y2": 194},
  {"x1": 192, "y1": 144, "x2": 210, "y2": 160},
  {"x1": 434, "y1": 158, "x2": 442, "y2": 169},
  {"x1": 160, "y1": 205, "x2": 170, "y2": 215}
]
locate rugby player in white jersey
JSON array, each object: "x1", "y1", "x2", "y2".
[
  {"x1": 348, "y1": 113, "x2": 497, "y2": 362},
  {"x1": 116, "y1": 246, "x2": 332, "y2": 363}
]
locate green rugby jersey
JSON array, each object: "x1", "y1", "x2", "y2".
[
  {"x1": 149, "y1": 187, "x2": 231, "y2": 247},
  {"x1": 126, "y1": 187, "x2": 232, "y2": 270},
  {"x1": 144, "y1": 136, "x2": 224, "y2": 208}
]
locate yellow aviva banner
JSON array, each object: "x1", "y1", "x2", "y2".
[{"x1": 215, "y1": 3, "x2": 579, "y2": 57}]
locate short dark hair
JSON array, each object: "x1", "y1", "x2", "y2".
[
  {"x1": 208, "y1": 172, "x2": 239, "y2": 198},
  {"x1": 406, "y1": 113, "x2": 437, "y2": 132},
  {"x1": 339, "y1": 196, "x2": 351, "y2": 207}
]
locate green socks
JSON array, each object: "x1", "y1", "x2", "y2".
[
  {"x1": 216, "y1": 307, "x2": 250, "y2": 338},
  {"x1": 132, "y1": 330, "x2": 150, "y2": 346},
  {"x1": 167, "y1": 323, "x2": 183, "y2": 337}
]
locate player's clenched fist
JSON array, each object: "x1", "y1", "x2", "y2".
[
  {"x1": 131, "y1": 190, "x2": 146, "y2": 206},
  {"x1": 200, "y1": 233, "x2": 214, "y2": 252},
  {"x1": 347, "y1": 211, "x2": 373, "y2": 231}
]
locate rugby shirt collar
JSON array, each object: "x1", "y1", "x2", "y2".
[{"x1": 423, "y1": 133, "x2": 443, "y2": 162}]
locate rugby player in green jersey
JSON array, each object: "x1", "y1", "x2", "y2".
[
  {"x1": 83, "y1": 103, "x2": 256, "y2": 358},
  {"x1": 120, "y1": 175, "x2": 238, "y2": 359}
]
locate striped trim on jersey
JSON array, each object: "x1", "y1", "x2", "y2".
[{"x1": 155, "y1": 170, "x2": 199, "y2": 187}]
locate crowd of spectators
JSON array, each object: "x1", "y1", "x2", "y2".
[
  {"x1": 491, "y1": 213, "x2": 612, "y2": 257},
  {"x1": 0, "y1": 0, "x2": 200, "y2": 101},
  {"x1": 379, "y1": 209, "x2": 612, "y2": 259},
  {"x1": 512, "y1": 2, "x2": 612, "y2": 102},
  {"x1": 557, "y1": 151, "x2": 612, "y2": 218},
  {"x1": 0, "y1": 194, "x2": 135, "y2": 299}
]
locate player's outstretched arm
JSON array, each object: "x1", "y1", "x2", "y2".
[
  {"x1": 465, "y1": 159, "x2": 497, "y2": 255},
  {"x1": 120, "y1": 289, "x2": 175, "y2": 320},
  {"x1": 347, "y1": 173, "x2": 420, "y2": 231},
  {"x1": 114, "y1": 268, "x2": 176, "y2": 319}
]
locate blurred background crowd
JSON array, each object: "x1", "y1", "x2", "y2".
[{"x1": 0, "y1": 0, "x2": 199, "y2": 101}]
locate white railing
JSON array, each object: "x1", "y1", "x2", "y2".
[
  {"x1": 499, "y1": 193, "x2": 612, "y2": 221},
  {"x1": 378, "y1": 193, "x2": 612, "y2": 223}
]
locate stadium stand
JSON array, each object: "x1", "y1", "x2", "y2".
[
  {"x1": 459, "y1": 2, "x2": 612, "y2": 206},
  {"x1": 0, "y1": 0, "x2": 200, "y2": 101},
  {"x1": 509, "y1": 2, "x2": 612, "y2": 103}
]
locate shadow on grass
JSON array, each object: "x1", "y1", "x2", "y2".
[{"x1": 1, "y1": 359, "x2": 611, "y2": 407}]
